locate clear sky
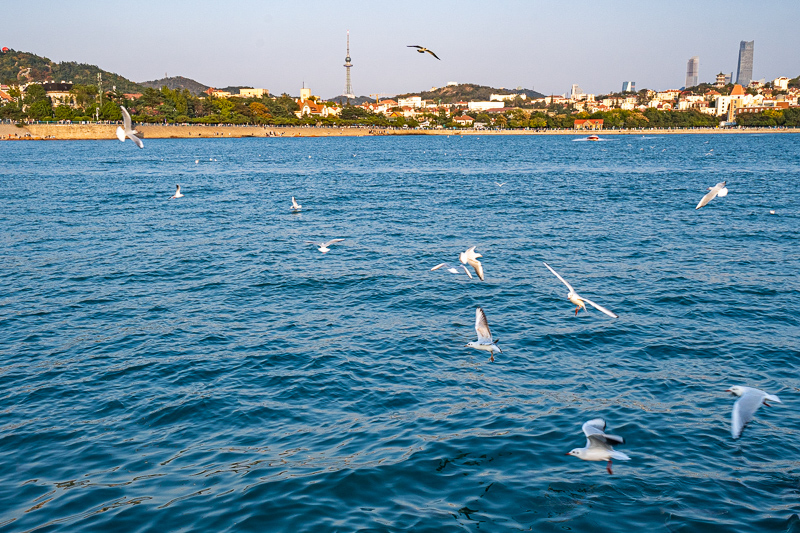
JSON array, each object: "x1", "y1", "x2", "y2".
[{"x1": 5, "y1": 0, "x2": 799, "y2": 98}]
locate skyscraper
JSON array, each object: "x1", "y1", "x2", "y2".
[
  {"x1": 736, "y1": 40, "x2": 754, "y2": 86},
  {"x1": 685, "y1": 56, "x2": 699, "y2": 88},
  {"x1": 621, "y1": 81, "x2": 635, "y2": 93}
]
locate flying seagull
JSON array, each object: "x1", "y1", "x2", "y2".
[
  {"x1": 567, "y1": 419, "x2": 630, "y2": 474},
  {"x1": 495, "y1": 182, "x2": 506, "y2": 187},
  {"x1": 116, "y1": 106, "x2": 143, "y2": 149},
  {"x1": 408, "y1": 45, "x2": 440, "y2": 60},
  {"x1": 306, "y1": 239, "x2": 344, "y2": 253},
  {"x1": 727, "y1": 386, "x2": 781, "y2": 439},
  {"x1": 695, "y1": 181, "x2": 728, "y2": 209},
  {"x1": 290, "y1": 196, "x2": 302, "y2": 211},
  {"x1": 459, "y1": 246, "x2": 485, "y2": 281},
  {"x1": 170, "y1": 184, "x2": 184, "y2": 199},
  {"x1": 431, "y1": 262, "x2": 472, "y2": 279},
  {"x1": 465, "y1": 307, "x2": 501, "y2": 362},
  {"x1": 543, "y1": 262, "x2": 618, "y2": 318}
]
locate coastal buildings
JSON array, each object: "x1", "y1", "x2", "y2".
[
  {"x1": 685, "y1": 56, "x2": 699, "y2": 88},
  {"x1": 239, "y1": 88, "x2": 268, "y2": 98},
  {"x1": 736, "y1": 40, "x2": 754, "y2": 86},
  {"x1": 574, "y1": 119, "x2": 603, "y2": 130}
]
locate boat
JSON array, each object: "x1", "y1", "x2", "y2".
[{"x1": 586, "y1": 135, "x2": 600, "y2": 141}]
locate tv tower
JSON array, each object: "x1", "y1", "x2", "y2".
[{"x1": 343, "y1": 30, "x2": 355, "y2": 99}]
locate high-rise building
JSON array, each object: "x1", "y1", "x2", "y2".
[
  {"x1": 736, "y1": 40, "x2": 754, "y2": 86},
  {"x1": 622, "y1": 81, "x2": 635, "y2": 93},
  {"x1": 685, "y1": 56, "x2": 699, "y2": 88},
  {"x1": 570, "y1": 84, "x2": 583, "y2": 99},
  {"x1": 343, "y1": 30, "x2": 354, "y2": 99}
]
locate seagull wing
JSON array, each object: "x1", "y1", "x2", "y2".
[
  {"x1": 583, "y1": 418, "x2": 624, "y2": 448},
  {"x1": 431, "y1": 263, "x2": 447, "y2": 271},
  {"x1": 459, "y1": 264, "x2": 473, "y2": 279},
  {"x1": 475, "y1": 307, "x2": 492, "y2": 343},
  {"x1": 128, "y1": 132, "x2": 144, "y2": 149},
  {"x1": 305, "y1": 241, "x2": 321, "y2": 246},
  {"x1": 291, "y1": 197, "x2": 300, "y2": 209},
  {"x1": 425, "y1": 49, "x2": 441, "y2": 60},
  {"x1": 407, "y1": 45, "x2": 423, "y2": 49},
  {"x1": 120, "y1": 105, "x2": 132, "y2": 131},
  {"x1": 731, "y1": 389, "x2": 765, "y2": 439},
  {"x1": 696, "y1": 182, "x2": 724, "y2": 209},
  {"x1": 116, "y1": 126, "x2": 126, "y2": 142},
  {"x1": 581, "y1": 297, "x2": 619, "y2": 318},
  {"x1": 467, "y1": 258, "x2": 484, "y2": 281},
  {"x1": 322, "y1": 239, "x2": 345, "y2": 247},
  {"x1": 543, "y1": 262, "x2": 575, "y2": 293}
]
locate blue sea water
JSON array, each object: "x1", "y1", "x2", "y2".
[{"x1": 1, "y1": 133, "x2": 799, "y2": 532}]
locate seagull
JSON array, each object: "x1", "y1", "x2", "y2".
[
  {"x1": 116, "y1": 106, "x2": 143, "y2": 149},
  {"x1": 543, "y1": 262, "x2": 618, "y2": 318},
  {"x1": 465, "y1": 307, "x2": 501, "y2": 362},
  {"x1": 495, "y1": 182, "x2": 506, "y2": 187},
  {"x1": 407, "y1": 45, "x2": 440, "y2": 60},
  {"x1": 170, "y1": 184, "x2": 184, "y2": 199},
  {"x1": 290, "y1": 196, "x2": 302, "y2": 211},
  {"x1": 459, "y1": 246, "x2": 485, "y2": 281},
  {"x1": 726, "y1": 386, "x2": 781, "y2": 439},
  {"x1": 306, "y1": 239, "x2": 344, "y2": 253},
  {"x1": 566, "y1": 418, "x2": 630, "y2": 474},
  {"x1": 696, "y1": 181, "x2": 728, "y2": 209},
  {"x1": 430, "y1": 263, "x2": 472, "y2": 279}
]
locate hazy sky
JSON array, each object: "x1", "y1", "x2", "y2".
[{"x1": 5, "y1": 0, "x2": 799, "y2": 98}]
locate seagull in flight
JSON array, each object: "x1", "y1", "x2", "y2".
[
  {"x1": 566, "y1": 418, "x2": 630, "y2": 474},
  {"x1": 543, "y1": 262, "x2": 618, "y2": 318},
  {"x1": 408, "y1": 45, "x2": 440, "y2": 60},
  {"x1": 431, "y1": 263, "x2": 472, "y2": 279},
  {"x1": 290, "y1": 196, "x2": 302, "y2": 211},
  {"x1": 116, "y1": 106, "x2": 143, "y2": 149},
  {"x1": 726, "y1": 386, "x2": 781, "y2": 439},
  {"x1": 459, "y1": 246, "x2": 485, "y2": 281},
  {"x1": 465, "y1": 307, "x2": 501, "y2": 362},
  {"x1": 170, "y1": 184, "x2": 184, "y2": 199},
  {"x1": 495, "y1": 182, "x2": 506, "y2": 187},
  {"x1": 306, "y1": 239, "x2": 344, "y2": 253},
  {"x1": 696, "y1": 181, "x2": 728, "y2": 209}
]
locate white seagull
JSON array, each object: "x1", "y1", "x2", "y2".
[
  {"x1": 465, "y1": 307, "x2": 501, "y2": 362},
  {"x1": 695, "y1": 181, "x2": 728, "y2": 209},
  {"x1": 306, "y1": 239, "x2": 344, "y2": 253},
  {"x1": 566, "y1": 418, "x2": 630, "y2": 475},
  {"x1": 116, "y1": 106, "x2": 144, "y2": 149},
  {"x1": 431, "y1": 263, "x2": 472, "y2": 279},
  {"x1": 727, "y1": 385, "x2": 781, "y2": 439},
  {"x1": 291, "y1": 196, "x2": 302, "y2": 211},
  {"x1": 495, "y1": 182, "x2": 506, "y2": 187},
  {"x1": 170, "y1": 184, "x2": 184, "y2": 199},
  {"x1": 459, "y1": 246, "x2": 485, "y2": 281},
  {"x1": 543, "y1": 262, "x2": 618, "y2": 318}
]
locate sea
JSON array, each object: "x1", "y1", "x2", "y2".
[{"x1": 1, "y1": 133, "x2": 799, "y2": 532}]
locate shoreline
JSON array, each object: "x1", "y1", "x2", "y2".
[{"x1": 2, "y1": 123, "x2": 798, "y2": 140}]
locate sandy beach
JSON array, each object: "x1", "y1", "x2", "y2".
[{"x1": 1, "y1": 122, "x2": 797, "y2": 140}]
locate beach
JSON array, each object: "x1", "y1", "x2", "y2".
[{"x1": 1, "y1": 122, "x2": 798, "y2": 140}]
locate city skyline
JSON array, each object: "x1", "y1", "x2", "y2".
[{"x1": 3, "y1": 1, "x2": 799, "y2": 98}]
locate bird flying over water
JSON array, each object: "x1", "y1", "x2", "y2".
[
  {"x1": 116, "y1": 106, "x2": 143, "y2": 149},
  {"x1": 170, "y1": 184, "x2": 184, "y2": 199},
  {"x1": 431, "y1": 262, "x2": 472, "y2": 279},
  {"x1": 408, "y1": 45, "x2": 440, "y2": 60},
  {"x1": 543, "y1": 262, "x2": 618, "y2": 318},
  {"x1": 465, "y1": 307, "x2": 501, "y2": 362},
  {"x1": 306, "y1": 239, "x2": 344, "y2": 253},
  {"x1": 495, "y1": 182, "x2": 506, "y2": 187},
  {"x1": 566, "y1": 418, "x2": 630, "y2": 474},
  {"x1": 696, "y1": 181, "x2": 728, "y2": 209},
  {"x1": 459, "y1": 246, "x2": 485, "y2": 281},
  {"x1": 291, "y1": 196, "x2": 302, "y2": 211},
  {"x1": 727, "y1": 386, "x2": 781, "y2": 439}
]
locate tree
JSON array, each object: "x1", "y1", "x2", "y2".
[
  {"x1": 54, "y1": 104, "x2": 74, "y2": 121},
  {"x1": 28, "y1": 98, "x2": 53, "y2": 120}
]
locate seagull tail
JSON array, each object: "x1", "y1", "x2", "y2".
[{"x1": 610, "y1": 450, "x2": 630, "y2": 461}]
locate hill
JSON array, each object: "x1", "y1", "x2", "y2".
[
  {"x1": 394, "y1": 83, "x2": 544, "y2": 103},
  {"x1": 140, "y1": 76, "x2": 209, "y2": 95},
  {"x1": 0, "y1": 48, "x2": 145, "y2": 93}
]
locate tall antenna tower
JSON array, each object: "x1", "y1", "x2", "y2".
[{"x1": 343, "y1": 30, "x2": 355, "y2": 99}]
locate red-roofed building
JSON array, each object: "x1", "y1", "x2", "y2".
[
  {"x1": 453, "y1": 115, "x2": 474, "y2": 126},
  {"x1": 574, "y1": 118, "x2": 603, "y2": 130}
]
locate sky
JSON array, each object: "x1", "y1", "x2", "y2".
[{"x1": 5, "y1": 0, "x2": 800, "y2": 98}]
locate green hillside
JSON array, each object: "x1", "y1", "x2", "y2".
[
  {"x1": 0, "y1": 49, "x2": 145, "y2": 93},
  {"x1": 395, "y1": 83, "x2": 544, "y2": 103},
  {"x1": 140, "y1": 76, "x2": 209, "y2": 96}
]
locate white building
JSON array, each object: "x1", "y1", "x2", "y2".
[
  {"x1": 773, "y1": 77, "x2": 790, "y2": 91},
  {"x1": 490, "y1": 93, "x2": 526, "y2": 102},
  {"x1": 398, "y1": 96, "x2": 424, "y2": 108},
  {"x1": 468, "y1": 101, "x2": 505, "y2": 111},
  {"x1": 239, "y1": 88, "x2": 269, "y2": 98}
]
